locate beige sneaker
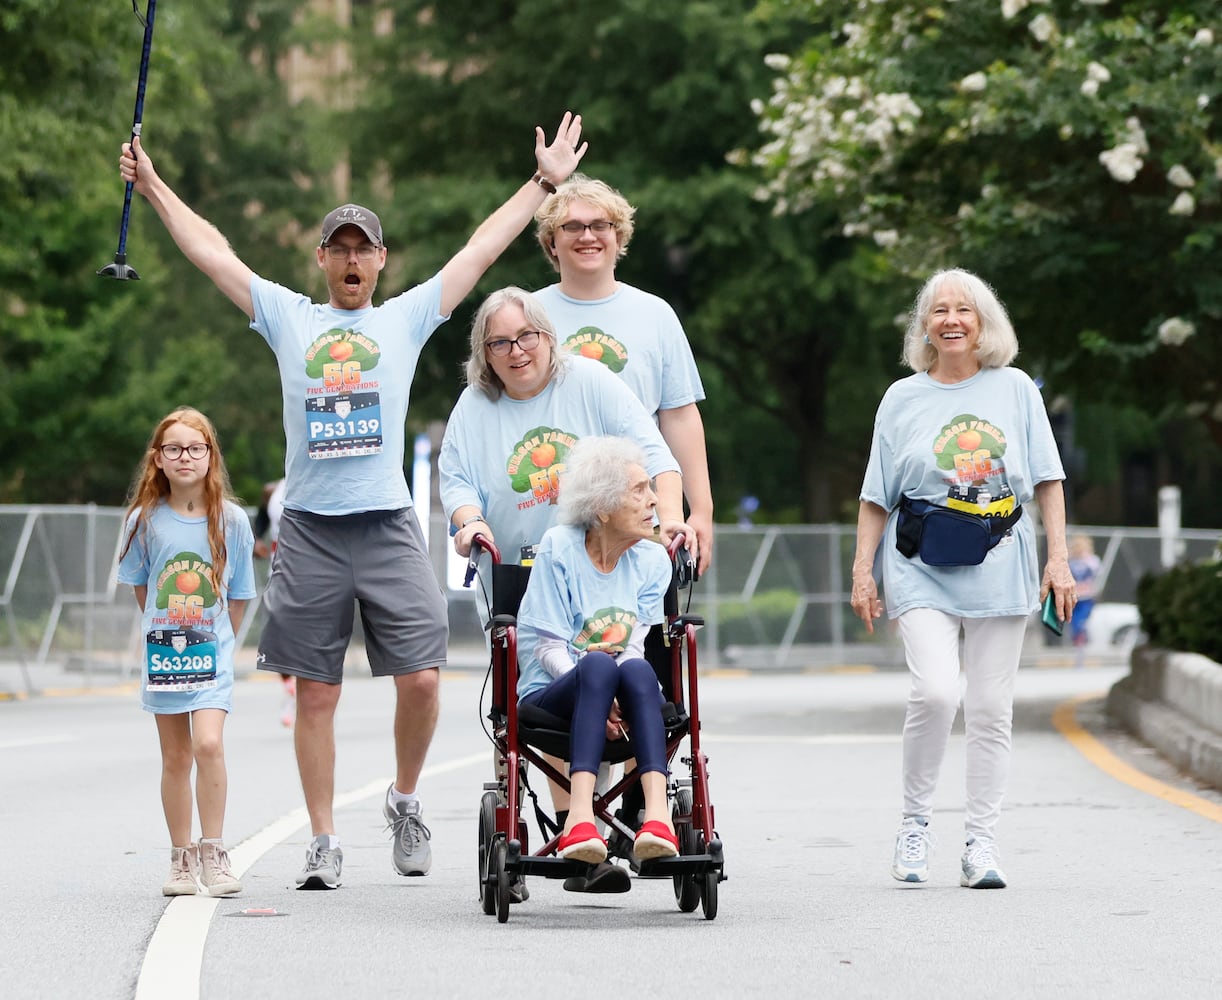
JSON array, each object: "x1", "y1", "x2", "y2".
[
  {"x1": 198, "y1": 838, "x2": 242, "y2": 896},
  {"x1": 162, "y1": 844, "x2": 199, "y2": 896}
]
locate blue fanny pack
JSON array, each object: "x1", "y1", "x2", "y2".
[{"x1": 895, "y1": 496, "x2": 1023, "y2": 567}]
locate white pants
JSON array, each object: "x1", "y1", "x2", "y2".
[{"x1": 896, "y1": 608, "x2": 1027, "y2": 841}]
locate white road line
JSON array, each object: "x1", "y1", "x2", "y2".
[
  {"x1": 704, "y1": 733, "x2": 902, "y2": 745},
  {"x1": 135, "y1": 750, "x2": 489, "y2": 1000},
  {"x1": 0, "y1": 735, "x2": 77, "y2": 751}
]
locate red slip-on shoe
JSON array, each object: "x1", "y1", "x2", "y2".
[
  {"x1": 558, "y1": 822, "x2": 608, "y2": 864},
  {"x1": 633, "y1": 820, "x2": 679, "y2": 860}
]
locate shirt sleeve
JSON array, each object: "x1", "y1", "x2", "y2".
[
  {"x1": 439, "y1": 393, "x2": 486, "y2": 519},
  {"x1": 115, "y1": 513, "x2": 149, "y2": 586}
]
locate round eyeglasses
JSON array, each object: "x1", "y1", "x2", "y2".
[
  {"x1": 557, "y1": 220, "x2": 615, "y2": 235},
  {"x1": 159, "y1": 443, "x2": 210, "y2": 461},
  {"x1": 485, "y1": 330, "x2": 543, "y2": 357},
  {"x1": 323, "y1": 244, "x2": 380, "y2": 260}
]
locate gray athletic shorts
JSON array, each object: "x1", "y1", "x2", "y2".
[{"x1": 256, "y1": 507, "x2": 448, "y2": 683}]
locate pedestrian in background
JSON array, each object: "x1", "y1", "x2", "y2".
[
  {"x1": 849, "y1": 268, "x2": 1075, "y2": 889},
  {"x1": 117, "y1": 406, "x2": 256, "y2": 897},
  {"x1": 1069, "y1": 534, "x2": 1102, "y2": 666}
]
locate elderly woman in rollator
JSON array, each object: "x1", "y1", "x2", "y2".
[
  {"x1": 515, "y1": 436, "x2": 679, "y2": 865},
  {"x1": 849, "y1": 268, "x2": 1074, "y2": 890}
]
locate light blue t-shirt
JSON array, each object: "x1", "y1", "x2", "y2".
[
  {"x1": 250, "y1": 274, "x2": 447, "y2": 515},
  {"x1": 516, "y1": 524, "x2": 671, "y2": 700},
  {"x1": 533, "y1": 282, "x2": 705, "y2": 416},
  {"x1": 860, "y1": 367, "x2": 1065, "y2": 619},
  {"x1": 439, "y1": 355, "x2": 680, "y2": 567},
  {"x1": 116, "y1": 500, "x2": 257, "y2": 714}
]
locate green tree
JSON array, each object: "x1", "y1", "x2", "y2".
[
  {"x1": 331, "y1": 0, "x2": 901, "y2": 520},
  {"x1": 744, "y1": 1, "x2": 1220, "y2": 518},
  {"x1": 0, "y1": 0, "x2": 322, "y2": 504}
]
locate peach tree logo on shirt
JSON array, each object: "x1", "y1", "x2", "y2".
[
  {"x1": 506, "y1": 426, "x2": 578, "y2": 502},
  {"x1": 574, "y1": 608, "x2": 638, "y2": 654},
  {"x1": 932, "y1": 413, "x2": 1008, "y2": 483},
  {"x1": 561, "y1": 327, "x2": 627, "y2": 373},
  {"x1": 152, "y1": 552, "x2": 217, "y2": 621},
  {"x1": 304, "y1": 329, "x2": 381, "y2": 390}
]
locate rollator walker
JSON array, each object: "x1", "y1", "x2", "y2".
[{"x1": 466, "y1": 533, "x2": 726, "y2": 923}]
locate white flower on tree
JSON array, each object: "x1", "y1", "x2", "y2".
[
  {"x1": 1099, "y1": 143, "x2": 1143, "y2": 182},
  {"x1": 1167, "y1": 165, "x2": 1195, "y2": 188},
  {"x1": 1157, "y1": 317, "x2": 1195, "y2": 346},
  {"x1": 1169, "y1": 192, "x2": 1196, "y2": 216}
]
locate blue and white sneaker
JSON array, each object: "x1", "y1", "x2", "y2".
[
  {"x1": 961, "y1": 836, "x2": 1007, "y2": 889},
  {"x1": 891, "y1": 816, "x2": 931, "y2": 883}
]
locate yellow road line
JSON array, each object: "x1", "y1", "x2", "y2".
[{"x1": 1053, "y1": 693, "x2": 1222, "y2": 825}]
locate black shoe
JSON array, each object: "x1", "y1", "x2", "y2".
[
  {"x1": 563, "y1": 861, "x2": 631, "y2": 893},
  {"x1": 509, "y1": 876, "x2": 529, "y2": 903}
]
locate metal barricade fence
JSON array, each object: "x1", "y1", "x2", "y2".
[{"x1": 1, "y1": 505, "x2": 1217, "y2": 693}]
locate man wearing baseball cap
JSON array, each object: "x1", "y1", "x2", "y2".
[{"x1": 119, "y1": 112, "x2": 587, "y2": 890}]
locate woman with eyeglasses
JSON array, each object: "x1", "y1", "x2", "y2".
[{"x1": 440, "y1": 286, "x2": 689, "y2": 576}]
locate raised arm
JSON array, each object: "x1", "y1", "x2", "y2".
[
  {"x1": 119, "y1": 135, "x2": 256, "y2": 318},
  {"x1": 438, "y1": 113, "x2": 587, "y2": 317}
]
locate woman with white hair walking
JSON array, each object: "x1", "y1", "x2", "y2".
[
  {"x1": 515, "y1": 436, "x2": 680, "y2": 864},
  {"x1": 850, "y1": 268, "x2": 1075, "y2": 889}
]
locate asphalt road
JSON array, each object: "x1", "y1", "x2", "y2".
[{"x1": 3, "y1": 662, "x2": 1221, "y2": 999}]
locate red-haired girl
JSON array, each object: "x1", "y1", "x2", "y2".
[{"x1": 117, "y1": 407, "x2": 256, "y2": 896}]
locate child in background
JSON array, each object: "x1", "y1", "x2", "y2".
[
  {"x1": 117, "y1": 407, "x2": 257, "y2": 896},
  {"x1": 1069, "y1": 534, "x2": 1102, "y2": 667}
]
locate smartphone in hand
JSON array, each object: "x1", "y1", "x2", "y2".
[{"x1": 1041, "y1": 591, "x2": 1064, "y2": 637}]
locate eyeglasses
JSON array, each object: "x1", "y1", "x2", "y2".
[
  {"x1": 485, "y1": 330, "x2": 543, "y2": 357},
  {"x1": 557, "y1": 220, "x2": 616, "y2": 235},
  {"x1": 159, "y1": 443, "x2": 210, "y2": 461},
  {"x1": 323, "y1": 244, "x2": 381, "y2": 260}
]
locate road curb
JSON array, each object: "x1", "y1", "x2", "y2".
[{"x1": 1107, "y1": 646, "x2": 1222, "y2": 791}]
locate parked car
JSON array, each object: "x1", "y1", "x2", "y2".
[{"x1": 1083, "y1": 602, "x2": 1144, "y2": 652}]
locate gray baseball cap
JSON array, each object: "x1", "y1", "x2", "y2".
[{"x1": 319, "y1": 204, "x2": 383, "y2": 247}]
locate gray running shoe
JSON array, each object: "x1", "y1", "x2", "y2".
[
  {"x1": 296, "y1": 836, "x2": 343, "y2": 890},
  {"x1": 961, "y1": 836, "x2": 1007, "y2": 889},
  {"x1": 383, "y1": 784, "x2": 432, "y2": 876},
  {"x1": 891, "y1": 816, "x2": 932, "y2": 883}
]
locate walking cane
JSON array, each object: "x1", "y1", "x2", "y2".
[{"x1": 98, "y1": 0, "x2": 159, "y2": 281}]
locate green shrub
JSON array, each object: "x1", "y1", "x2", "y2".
[
  {"x1": 707, "y1": 590, "x2": 800, "y2": 647},
  {"x1": 1136, "y1": 553, "x2": 1222, "y2": 664}
]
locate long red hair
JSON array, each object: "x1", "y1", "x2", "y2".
[{"x1": 119, "y1": 407, "x2": 239, "y2": 602}]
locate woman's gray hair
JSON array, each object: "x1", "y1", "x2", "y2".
[
  {"x1": 464, "y1": 287, "x2": 567, "y2": 399},
  {"x1": 557, "y1": 436, "x2": 648, "y2": 530},
  {"x1": 901, "y1": 268, "x2": 1019, "y2": 372}
]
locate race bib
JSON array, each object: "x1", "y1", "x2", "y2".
[
  {"x1": 305, "y1": 391, "x2": 383, "y2": 459},
  {"x1": 146, "y1": 627, "x2": 218, "y2": 692}
]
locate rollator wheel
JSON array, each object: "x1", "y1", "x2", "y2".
[
  {"x1": 699, "y1": 854, "x2": 719, "y2": 921},
  {"x1": 672, "y1": 788, "x2": 700, "y2": 913},
  {"x1": 478, "y1": 790, "x2": 497, "y2": 915},
  {"x1": 493, "y1": 839, "x2": 512, "y2": 924}
]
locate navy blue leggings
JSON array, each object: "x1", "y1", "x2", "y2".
[{"x1": 519, "y1": 651, "x2": 667, "y2": 775}]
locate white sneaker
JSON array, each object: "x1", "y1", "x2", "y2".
[
  {"x1": 961, "y1": 836, "x2": 1007, "y2": 889},
  {"x1": 891, "y1": 816, "x2": 932, "y2": 883}
]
